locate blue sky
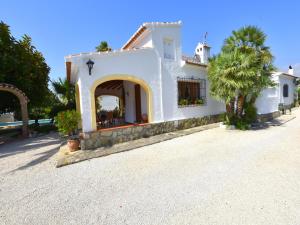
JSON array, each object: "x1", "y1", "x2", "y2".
[{"x1": 1, "y1": 0, "x2": 300, "y2": 81}]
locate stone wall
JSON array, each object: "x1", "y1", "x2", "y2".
[
  {"x1": 257, "y1": 111, "x2": 281, "y2": 123},
  {"x1": 80, "y1": 114, "x2": 222, "y2": 150}
]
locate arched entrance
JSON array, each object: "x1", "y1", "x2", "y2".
[
  {"x1": 0, "y1": 83, "x2": 29, "y2": 137},
  {"x1": 90, "y1": 75, "x2": 153, "y2": 130}
]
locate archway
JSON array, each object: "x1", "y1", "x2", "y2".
[
  {"x1": 90, "y1": 75, "x2": 153, "y2": 131},
  {"x1": 0, "y1": 83, "x2": 29, "y2": 137}
]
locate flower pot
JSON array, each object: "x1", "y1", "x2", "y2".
[
  {"x1": 141, "y1": 113, "x2": 148, "y2": 123},
  {"x1": 67, "y1": 139, "x2": 80, "y2": 152}
]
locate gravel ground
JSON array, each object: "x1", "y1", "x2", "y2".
[{"x1": 1, "y1": 109, "x2": 300, "y2": 225}]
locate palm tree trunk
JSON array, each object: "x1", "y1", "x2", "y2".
[
  {"x1": 237, "y1": 95, "x2": 245, "y2": 117},
  {"x1": 226, "y1": 98, "x2": 235, "y2": 124}
]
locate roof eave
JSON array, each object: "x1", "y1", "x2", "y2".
[{"x1": 121, "y1": 25, "x2": 147, "y2": 50}]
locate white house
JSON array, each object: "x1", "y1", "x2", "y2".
[
  {"x1": 256, "y1": 67, "x2": 298, "y2": 115},
  {"x1": 65, "y1": 21, "x2": 297, "y2": 134},
  {"x1": 66, "y1": 21, "x2": 225, "y2": 133}
]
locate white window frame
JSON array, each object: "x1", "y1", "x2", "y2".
[{"x1": 163, "y1": 38, "x2": 175, "y2": 60}]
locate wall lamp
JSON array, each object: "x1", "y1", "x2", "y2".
[{"x1": 86, "y1": 59, "x2": 94, "y2": 75}]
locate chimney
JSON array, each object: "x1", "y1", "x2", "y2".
[
  {"x1": 195, "y1": 43, "x2": 211, "y2": 64},
  {"x1": 288, "y1": 65, "x2": 294, "y2": 75}
]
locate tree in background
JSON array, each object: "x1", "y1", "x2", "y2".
[
  {"x1": 49, "y1": 78, "x2": 76, "y2": 118},
  {"x1": 51, "y1": 78, "x2": 75, "y2": 109},
  {"x1": 0, "y1": 21, "x2": 50, "y2": 118},
  {"x1": 95, "y1": 41, "x2": 112, "y2": 52},
  {"x1": 208, "y1": 26, "x2": 275, "y2": 128}
]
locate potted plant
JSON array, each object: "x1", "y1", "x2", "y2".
[
  {"x1": 55, "y1": 110, "x2": 81, "y2": 152},
  {"x1": 195, "y1": 98, "x2": 205, "y2": 105},
  {"x1": 141, "y1": 113, "x2": 148, "y2": 123},
  {"x1": 179, "y1": 99, "x2": 189, "y2": 106}
]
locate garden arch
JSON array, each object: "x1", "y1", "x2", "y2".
[{"x1": 0, "y1": 83, "x2": 29, "y2": 137}]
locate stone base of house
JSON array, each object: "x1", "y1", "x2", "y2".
[
  {"x1": 257, "y1": 111, "x2": 281, "y2": 123},
  {"x1": 80, "y1": 114, "x2": 222, "y2": 150}
]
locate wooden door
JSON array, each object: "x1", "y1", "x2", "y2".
[{"x1": 134, "y1": 84, "x2": 142, "y2": 123}]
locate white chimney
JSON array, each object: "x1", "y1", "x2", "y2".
[
  {"x1": 288, "y1": 65, "x2": 294, "y2": 75},
  {"x1": 195, "y1": 43, "x2": 211, "y2": 64}
]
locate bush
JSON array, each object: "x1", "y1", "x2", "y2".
[
  {"x1": 179, "y1": 99, "x2": 189, "y2": 106},
  {"x1": 30, "y1": 124, "x2": 57, "y2": 134},
  {"x1": 243, "y1": 103, "x2": 257, "y2": 124},
  {"x1": 54, "y1": 110, "x2": 80, "y2": 136},
  {"x1": 235, "y1": 119, "x2": 250, "y2": 130},
  {"x1": 195, "y1": 98, "x2": 205, "y2": 105}
]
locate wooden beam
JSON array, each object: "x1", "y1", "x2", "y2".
[
  {"x1": 66, "y1": 62, "x2": 71, "y2": 82},
  {"x1": 111, "y1": 81, "x2": 123, "y2": 89}
]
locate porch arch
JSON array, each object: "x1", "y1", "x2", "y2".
[
  {"x1": 0, "y1": 83, "x2": 29, "y2": 137},
  {"x1": 90, "y1": 75, "x2": 153, "y2": 131}
]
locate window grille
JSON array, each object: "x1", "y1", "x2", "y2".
[{"x1": 177, "y1": 77, "x2": 206, "y2": 107}]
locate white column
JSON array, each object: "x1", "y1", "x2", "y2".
[{"x1": 79, "y1": 83, "x2": 94, "y2": 132}]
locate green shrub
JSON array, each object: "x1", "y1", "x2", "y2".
[
  {"x1": 243, "y1": 103, "x2": 257, "y2": 123},
  {"x1": 30, "y1": 124, "x2": 57, "y2": 133},
  {"x1": 195, "y1": 98, "x2": 205, "y2": 105},
  {"x1": 235, "y1": 119, "x2": 249, "y2": 130},
  {"x1": 218, "y1": 113, "x2": 227, "y2": 123},
  {"x1": 54, "y1": 110, "x2": 80, "y2": 136},
  {"x1": 179, "y1": 99, "x2": 189, "y2": 106}
]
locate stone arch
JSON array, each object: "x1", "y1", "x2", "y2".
[
  {"x1": 90, "y1": 75, "x2": 153, "y2": 131},
  {"x1": 0, "y1": 83, "x2": 29, "y2": 137}
]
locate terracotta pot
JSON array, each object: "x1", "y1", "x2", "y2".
[
  {"x1": 141, "y1": 113, "x2": 148, "y2": 123},
  {"x1": 67, "y1": 139, "x2": 80, "y2": 152}
]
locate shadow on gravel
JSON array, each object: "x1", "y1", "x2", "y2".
[
  {"x1": 250, "y1": 119, "x2": 288, "y2": 131},
  {"x1": 12, "y1": 145, "x2": 60, "y2": 171},
  {"x1": 0, "y1": 134, "x2": 61, "y2": 159}
]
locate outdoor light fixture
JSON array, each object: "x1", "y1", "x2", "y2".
[{"x1": 86, "y1": 59, "x2": 94, "y2": 75}]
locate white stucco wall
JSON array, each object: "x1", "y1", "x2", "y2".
[
  {"x1": 148, "y1": 23, "x2": 225, "y2": 120},
  {"x1": 66, "y1": 48, "x2": 164, "y2": 132},
  {"x1": 255, "y1": 87, "x2": 280, "y2": 114},
  {"x1": 161, "y1": 63, "x2": 225, "y2": 121},
  {"x1": 278, "y1": 75, "x2": 295, "y2": 106},
  {"x1": 256, "y1": 73, "x2": 296, "y2": 114},
  {"x1": 123, "y1": 81, "x2": 136, "y2": 123},
  {"x1": 66, "y1": 23, "x2": 226, "y2": 132}
]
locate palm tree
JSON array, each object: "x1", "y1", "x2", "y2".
[
  {"x1": 51, "y1": 78, "x2": 75, "y2": 109},
  {"x1": 208, "y1": 26, "x2": 275, "y2": 124},
  {"x1": 95, "y1": 41, "x2": 112, "y2": 52}
]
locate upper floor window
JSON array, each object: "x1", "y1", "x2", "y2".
[
  {"x1": 177, "y1": 77, "x2": 206, "y2": 107},
  {"x1": 163, "y1": 39, "x2": 175, "y2": 60},
  {"x1": 283, "y1": 84, "x2": 289, "y2": 97}
]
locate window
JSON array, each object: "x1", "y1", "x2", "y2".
[
  {"x1": 283, "y1": 84, "x2": 289, "y2": 97},
  {"x1": 163, "y1": 39, "x2": 175, "y2": 60},
  {"x1": 177, "y1": 77, "x2": 206, "y2": 107}
]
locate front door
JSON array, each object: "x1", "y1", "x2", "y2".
[{"x1": 134, "y1": 84, "x2": 142, "y2": 123}]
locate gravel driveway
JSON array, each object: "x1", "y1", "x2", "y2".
[{"x1": 1, "y1": 109, "x2": 300, "y2": 225}]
